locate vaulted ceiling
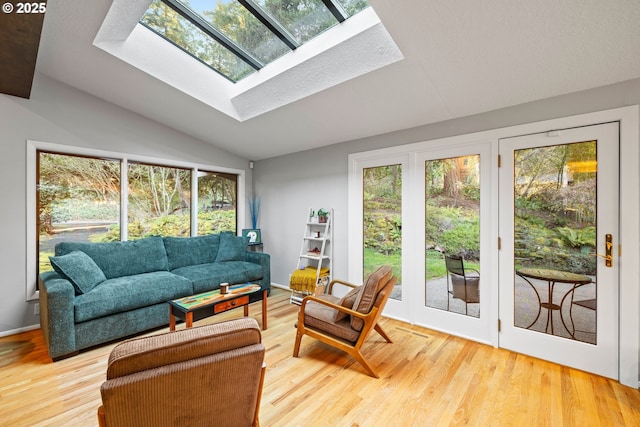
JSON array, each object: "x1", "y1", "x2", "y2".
[{"x1": 29, "y1": 0, "x2": 640, "y2": 160}]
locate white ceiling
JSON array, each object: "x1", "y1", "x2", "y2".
[{"x1": 36, "y1": 0, "x2": 640, "y2": 160}]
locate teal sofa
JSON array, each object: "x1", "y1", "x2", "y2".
[{"x1": 38, "y1": 233, "x2": 270, "y2": 360}]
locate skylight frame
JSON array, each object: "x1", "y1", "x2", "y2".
[
  {"x1": 141, "y1": 0, "x2": 371, "y2": 83},
  {"x1": 163, "y1": 0, "x2": 263, "y2": 71}
]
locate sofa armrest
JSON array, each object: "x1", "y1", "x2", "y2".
[
  {"x1": 246, "y1": 251, "x2": 271, "y2": 296},
  {"x1": 39, "y1": 271, "x2": 77, "y2": 360}
]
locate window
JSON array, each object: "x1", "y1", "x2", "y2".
[
  {"x1": 197, "y1": 170, "x2": 238, "y2": 235},
  {"x1": 30, "y1": 142, "x2": 243, "y2": 297},
  {"x1": 37, "y1": 152, "x2": 121, "y2": 274},
  {"x1": 140, "y1": 0, "x2": 371, "y2": 82},
  {"x1": 127, "y1": 163, "x2": 192, "y2": 239}
]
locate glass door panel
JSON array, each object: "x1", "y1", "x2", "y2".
[
  {"x1": 425, "y1": 155, "x2": 480, "y2": 318},
  {"x1": 513, "y1": 141, "x2": 597, "y2": 343},
  {"x1": 415, "y1": 142, "x2": 493, "y2": 344},
  {"x1": 363, "y1": 165, "x2": 402, "y2": 300}
]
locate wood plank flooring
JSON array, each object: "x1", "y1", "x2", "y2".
[{"x1": 1, "y1": 288, "x2": 640, "y2": 426}]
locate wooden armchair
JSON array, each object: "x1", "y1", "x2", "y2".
[
  {"x1": 97, "y1": 318, "x2": 266, "y2": 427},
  {"x1": 293, "y1": 265, "x2": 396, "y2": 378}
]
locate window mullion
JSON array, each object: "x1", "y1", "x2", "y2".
[
  {"x1": 321, "y1": 0, "x2": 347, "y2": 22},
  {"x1": 239, "y1": 0, "x2": 299, "y2": 50},
  {"x1": 163, "y1": 0, "x2": 263, "y2": 70}
]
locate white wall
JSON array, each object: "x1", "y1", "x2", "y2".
[
  {"x1": 254, "y1": 77, "x2": 640, "y2": 287},
  {"x1": 0, "y1": 73, "x2": 252, "y2": 334}
]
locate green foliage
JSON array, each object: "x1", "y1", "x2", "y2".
[
  {"x1": 555, "y1": 226, "x2": 596, "y2": 248},
  {"x1": 425, "y1": 204, "x2": 479, "y2": 258},
  {"x1": 363, "y1": 248, "x2": 402, "y2": 283},
  {"x1": 515, "y1": 218, "x2": 596, "y2": 275},
  {"x1": 425, "y1": 250, "x2": 447, "y2": 279},
  {"x1": 93, "y1": 211, "x2": 236, "y2": 242},
  {"x1": 441, "y1": 221, "x2": 480, "y2": 257},
  {"x1": 51, "y1": 199, "x2": 119, "y2": 223},
  {"x1": 363, "y1": 211, "x2": 402, "y2": 255},
  {"x1": 461, "y1": 184, "x2": 480, "y2": 200},
  {"x1": 197, "y1": 211, "x2": 236, "y2": 235},
  {"x1": 39, "y1": 251, "x2": 54, "y2": 273}
]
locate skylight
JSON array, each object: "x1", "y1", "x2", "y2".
[
  {"x1": 140, "y1": 0, "x2": 371, "y2": 83},
  {"x1": 94, "y1": 0, "x2": 403, "y2": 120}
]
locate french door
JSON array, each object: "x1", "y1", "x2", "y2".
[
  {"x1": 414, "y1": 142, "x2": 495, "y2": 343},
  {"x1": 350, "y1": 153, "x2": 410, "y2": 321},
  {"x1": 498, "y1": 122, "x2": 619, "y2": 378}
]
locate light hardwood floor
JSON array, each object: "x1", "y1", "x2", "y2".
[{"x1": 1, "y1": 288, "x2": 640, "y2": 426}]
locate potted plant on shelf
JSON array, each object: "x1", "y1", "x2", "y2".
[{"x1": 317, "y1": 208, "x2": 329, "y2": 223}]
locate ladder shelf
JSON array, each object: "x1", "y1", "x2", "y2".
[{"x1": 289, "y1": 208, "x2": 333, "y2": 305}]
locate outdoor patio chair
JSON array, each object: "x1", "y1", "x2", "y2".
[{"x1": 445, "y1": 254, "x2": 480, "y2": 315}]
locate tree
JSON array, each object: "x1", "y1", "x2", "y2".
[{"x1": 38, "y1": 153, "x2": 120, "y2": 234}]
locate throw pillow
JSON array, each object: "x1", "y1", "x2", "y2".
[
  {"x1": 215, "y1": 233, "x2": 247, "y2": 262},
  {"x1": 333, "y1": 286, "x2": 361, "y2": 322},
  {"x1": 49, "y1": 250, "x2": 107, "y2": 295}
]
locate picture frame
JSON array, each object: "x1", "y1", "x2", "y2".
[{"x1": 242, "y1": 228, "x2": 262, "y2": 244}]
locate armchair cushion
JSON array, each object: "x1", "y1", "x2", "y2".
[
  {"x1": 333, "y1": 286, "x2": 361, "y2": 322},
  {"x1": 304, "y1": 298, "x2": 360, "y2": 343},
  {"x1": 351, "y1": 266, "x2": 393, "y2": 331},
  {"x1": 49, "y1": 250, "x2": 106, "y2": 295}
]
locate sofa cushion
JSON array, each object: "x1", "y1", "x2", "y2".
[
  {"x1": 215, "y1": 233, "x2": 247, "y2": 262},
  {"x1": 163, "y1": 235, "x2": 220, "y2": 270},
  {"x1": 49, "y1": 250, "x2": 107, "y2": 295},
  {"x1": 172, "y1": 261, "x2": 263, "y2": 294},
  {"x1": 74, "y1": 271, "x2": 192, "y2": 323},
  {"x1": 56, "y1": 237, "x2": 169, "y2": 279}
]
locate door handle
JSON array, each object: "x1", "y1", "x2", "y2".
[{"x1": 595, "y1": 233, "x2": 613, "y2": 267}]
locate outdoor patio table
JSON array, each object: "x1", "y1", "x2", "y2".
[{"x1": 515, "y1": 268, "x2": 592, "y2": 337}]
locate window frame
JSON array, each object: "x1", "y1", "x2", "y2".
[
  {"x1": 141, "y1": 0, "x2": 370, "y2": 83},
  {"x1": 26, "y1": 140, "x2": 245, "y2": 301}
]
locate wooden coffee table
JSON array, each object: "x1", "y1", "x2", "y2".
[{"x1": 169, "y1": 283, "x2": 267, "y2": 331}]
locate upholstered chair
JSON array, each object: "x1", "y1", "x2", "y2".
[
  {"x1": 293, "y1": 265, "x2": 396, "y2": 378},
  {"x1": 98, "y1": 318, "x2": 266, "y2": 427}
]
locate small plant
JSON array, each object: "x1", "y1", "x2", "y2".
[{"x1": 317, "y1": 208, "x2": 329, "y2": 223}]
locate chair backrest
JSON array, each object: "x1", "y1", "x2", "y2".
[
  {"x1": 100, "y1": 318, "x2": 265, "y2": 427},
  {"x1": 445, "y1": 254, "x2": 466, "y2": 276},
  {"x1": 368, "y1": 274, "x2": 397, "y2": 322},
  {"x1": 445, "y1": 254, "x2": 480, "y2": 303},
  {"x1": 351, "y1": 265, "x2": 394, "y2": 331}
]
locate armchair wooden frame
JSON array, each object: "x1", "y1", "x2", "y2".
[{"x1": 293, "y1": 277, "x2": 396, "y2": 378}]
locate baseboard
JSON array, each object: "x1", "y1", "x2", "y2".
[
  {"x1": 0, "y1": 324, "x2": 40, "y2": 338},
  {"x1": 271, "y1": 282, "x2": 290, "y2": 291}
]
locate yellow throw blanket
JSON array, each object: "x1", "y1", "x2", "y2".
[{"x1": 290, "y1": 267, "x2": 330, "y2": 294}]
